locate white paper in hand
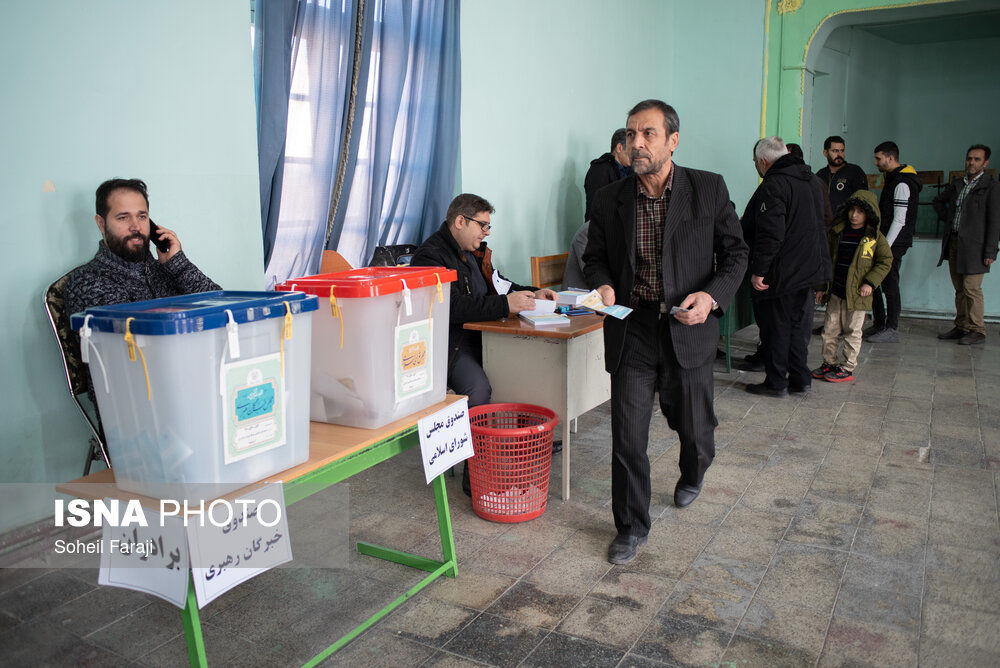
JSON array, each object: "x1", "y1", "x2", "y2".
[{"x1": 492, "y1": 270, "x2": 512, "y2": 295}]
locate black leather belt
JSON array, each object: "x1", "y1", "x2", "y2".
[{"x1": 632, "y1": 298, "x2": 667, "y2": 313}]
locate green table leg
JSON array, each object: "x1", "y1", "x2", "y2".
[{"x1": 181, "y1": 579, "x2": 207, "y2": 667}]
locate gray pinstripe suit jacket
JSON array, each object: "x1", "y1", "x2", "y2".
[{"x1": 582, "y1": 167, "x2": 749, "y2": 373}]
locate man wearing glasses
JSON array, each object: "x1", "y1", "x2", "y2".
[{"x1": 411, "y1": 193, "x2": 557, "y2": 492}]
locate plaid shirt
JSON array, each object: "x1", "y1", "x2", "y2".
[
  {"x1": 952, "y1": 172, "x2": 983, "y2": 233},
  {"x1": 632, "y1": 167, "x2": 674, "y2": 303}
]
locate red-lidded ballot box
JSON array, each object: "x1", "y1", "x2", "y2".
[{"x1": 276, "y1": 266, "x2": 456, "y2": 429}]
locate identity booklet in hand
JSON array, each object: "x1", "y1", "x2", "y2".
[{"x1": 578, "y1": 290, "x2": 633, "y2": 320}]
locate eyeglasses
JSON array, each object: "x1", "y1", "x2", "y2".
[{"x1": 464, "y1": 215, "x2": 491, "y2": 232}]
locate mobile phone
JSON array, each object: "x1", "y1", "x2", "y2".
[
  {"x1": 669, "y1": 305, "x2": 689, "y2": 315},
  {"x1": 149, "y1": 220, "x2": 171, "y2": 254}
]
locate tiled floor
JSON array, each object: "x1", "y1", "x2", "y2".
[{"x1": 2, "y1": 316, "x2": 999, "y2": 667}]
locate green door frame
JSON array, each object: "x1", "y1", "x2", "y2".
[{"x1": 760, "y1": 0, "x2": 961, "y2": 143}]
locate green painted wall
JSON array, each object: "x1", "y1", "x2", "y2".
[
  {"x1": 459, "y1": 0, "x2": 766, "y2": 283},
  {"x1": 0, "y1": 2, "x2": 262, "y2": 532}
]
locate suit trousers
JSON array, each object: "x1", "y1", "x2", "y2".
[
  {"x1": 609, "y1": 307, "x2": 717, "y2": 537},
  {"x1": 872, "y1": 246, "x2": 907, "y2": 330},
  {"x1": 757, "y1": 288, "x2": 813, "y2": 391},
  {"x1": 948, "y1": 234, "x2": 986, "y2": 334},
  {"x1": 448, "y1": 344, "x2": 492, "y2": 408}
]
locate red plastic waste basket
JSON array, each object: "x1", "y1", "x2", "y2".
[{"x1": 467, "y1": 403, "x2": 558, "y2": 522}]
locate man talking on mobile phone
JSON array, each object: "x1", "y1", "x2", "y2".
[{"x1": 65, "y1": 178, "x2": 220, "y2": 318}]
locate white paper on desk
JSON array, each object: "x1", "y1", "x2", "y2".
[
  {"x1": 517, "y1": 299, "x2": 557, "y2": 317},
  {"x1": 418, "y1": 397, "x2": 474, "y2": 484},
  {"x1": 492, "y1": 270, "x2": 512, "y2": 295},
  {"x1": 188, "y1": 482, "x2": 292, "y2": 608},
  {"x1": 99, "y1": 509, "x2": 189, "y2": 609}
]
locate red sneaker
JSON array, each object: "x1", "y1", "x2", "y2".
[
  {"x1": 824, "y1": 366, "x2": 854, "y2": 383},
  {"x1": 811, "y1": 362, "x2": 834, "y2": 379}
]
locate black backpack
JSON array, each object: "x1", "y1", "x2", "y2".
[{"x1": 368, "y1": 244, "x2": 419, "y2": 267}]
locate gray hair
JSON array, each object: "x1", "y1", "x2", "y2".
[{"x1": 754, "y1": 136, "x2": 788, "y2": 164}]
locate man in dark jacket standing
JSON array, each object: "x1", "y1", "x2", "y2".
[
  {"x1": 583, "y1": 100, "x2": 747, "y2": 564},
  {"x1": 745, "y1": 137, "x2": 831, "y2": 397},
  {"x1": 410, "y1": 193, "x2": 557, "y2": 407},
  {"x1": 817, "y1": 135, "x2": 868, "y2": 216},
  {"x1": 584, "y1": 128, "x2": 631, "y2": 222},
  {"x1": 932, "y1": 144, "x2": 1000, "y2": 345},
  {"x1": 866, "y1": 141, "x2": 922, "y2": 342}
]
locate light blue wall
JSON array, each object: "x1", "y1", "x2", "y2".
[
  {"x1": 807, "y1": 27, "x2": 1000, "y2": 317},
  {"x1": 0, "y1": 1, "x2": 263, "y2": 532},
  {"x1": 459, "y1": 0, "x2": 766, "y2": 283}
]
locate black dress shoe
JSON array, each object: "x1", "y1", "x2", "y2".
[
  {"x1": 789, "y1": 384, "x2": 810, "y2": 395},
  {"x1": 937, "y1": 327, "x2": 967, "y2": 340},
  {"x1": 735, "y1": 359, "x2": 765, "y2": 372},
  {"x1": 674, "y1": 480, "x2": 702, "y2": 508},
  {"x1": 811, "y1": 325, "x2": 824, "y2": 336},
  {"x1": 959, "y1": 331, "x2": 985, "y2": 345},
  {"x1": 745, "y1": 382, "x2": 787, "y2": 397},
  {"x1": 608, "y1": 534, "x2": 647, "y2": 565},
  {"x1": 551, "y1": 439, "x2": 563, "y2": 454}
]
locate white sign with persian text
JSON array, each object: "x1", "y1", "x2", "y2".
[
  {"x1": 187, "y1": 482, "x2": 292, "y2": 608},
  {"x1": 98, "y1": 509, "x2": 189, "y2": 609},
  {"x1": 418, "y1": 398, "x2": 474, "y2": 484}
]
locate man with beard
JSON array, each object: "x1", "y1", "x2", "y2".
[
  {"x1": 817, "y1": 136, "x2": 868, "y2": 217},
  {"x1": 66, "y1": 178, "x2": 219, "y2": 317},
  {"x1": 583, "y1": 100, "x2": 747, "y2": 564}
]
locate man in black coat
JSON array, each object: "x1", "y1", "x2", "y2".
[
  {"x1": 745, "y1": 137, "x2": 831, "y2": 397},
  {"x1": 584, "y1": 128, "x2": 631, "y2": 222},
  {"x1": 932, "y1": 144, "x2": 1000, "y2": 345},
  {"x1": 817, "y1": 135, "x2": 869, "y2": 216},
  {"x1": 866, "y1": 141, "x2": 922, "y2": 342},
  {"x1": 410, "y1": 193, "x2": 557, "y2": 407},
  {"x1": 583, "y1": 100, "x2": 747, "y2": 565}
]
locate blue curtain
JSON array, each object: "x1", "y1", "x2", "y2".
[
  {"x1": 328, "y1": 0, "x2": 461, "y2": 268},
  {"x1": 253, "y1": 0, "x2": 299, "y2": 269},
  {"x1": 260, "y1": 0, "x2": 358, "y2": 286}
]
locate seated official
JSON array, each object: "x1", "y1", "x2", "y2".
[
  {"x1": 410, "y1": 193, "x2": 557, "y2": 408},
  {"x1": 66, "y1": 178, "x2": 220, "y2": 317}
]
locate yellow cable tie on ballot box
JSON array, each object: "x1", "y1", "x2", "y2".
[
  {"x1": 123, "y1": 317, "x2": 152, "y2": 401},
  {"x1": 280, "y1": 300, "x2": 294, "y2": 375},
  {"x1": 428, "y1": 273, "x2": 443, "y2": 322},
  {"x1": 328, "y1": 293, "x2": 344, "y2": 349}
]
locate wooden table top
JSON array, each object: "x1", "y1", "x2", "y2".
[
  {"x1": 463, "y1": 313, "x2": 604, "y2": 339},
  {"x1": 56, "y1": 395, "x2": 467, "y2": 504}
]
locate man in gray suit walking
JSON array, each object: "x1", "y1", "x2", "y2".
[{"x1": 583, "y1": 100, "x2": 748, "y2": 564}]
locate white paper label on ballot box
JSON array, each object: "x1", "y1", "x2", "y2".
[
  {"x1": 222, "y1": 352, "x2": 287, "y2": 464},
  {"x1": 99, "y1": 509, "x2": 190, "y2": 609},
  {"x1": 188, "y1": 482, "x2": 293, "y2": 608},
  {"x1": 419, "y1": 398, "x2": 474, "y2": 484}
]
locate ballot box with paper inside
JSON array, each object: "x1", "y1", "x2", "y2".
[
  {"x1": 275, "y1": 266, "x2": 456, "y2": 429},
  {"x1": 70, "y1": 291, "x2": 318, "y2": 500}
]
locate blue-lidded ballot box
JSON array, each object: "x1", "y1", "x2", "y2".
[{"x1": 70, "y1": 291, "x2": 318, "y2": 500}]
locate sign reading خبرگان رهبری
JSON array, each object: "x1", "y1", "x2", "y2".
[{"x1": 418, "y1": 397, "x2": 474, "y2": 484}]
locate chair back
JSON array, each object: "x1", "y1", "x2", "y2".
[
  {"x1": 319, "y1": 250, "x2": 353, "y2": 274},
  {"x1": 530, "y1": 253, "x2": 569, "y2": 289},
  {"x1": 44, "y1": 274, "x2": 89, "y2": 398},
  {"x1": 919, "y1": 170, "x2": 943, "y2": 186},
  {"x1": 866, "y1": 173, "x2": 881, "y2": 189},
  {"x1": 43, "y1": 273, "x2": 111, "y2": 472}
]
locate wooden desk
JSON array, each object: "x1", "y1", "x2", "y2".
[
  {"x1": 464, "y1": 314, "x2": 610, "y2": 500},
  {"x1": 58, "y1": 396, "x2": 464, "y2": 667}
]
